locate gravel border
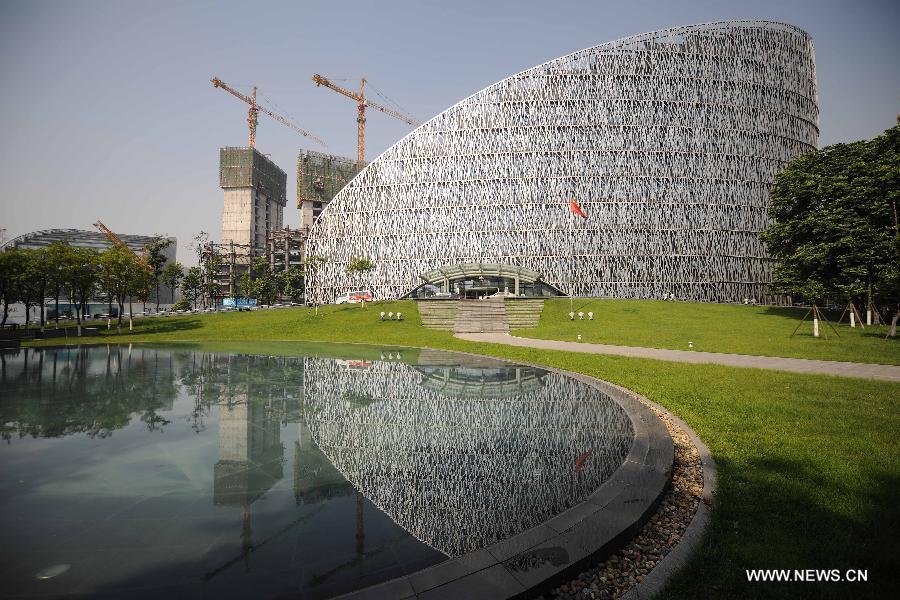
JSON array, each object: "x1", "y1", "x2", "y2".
[
  {"x1": 541, "y1": 390, "x2": 717, "y2": 600},
  {"x1": 623, "y1": 402, "x2": 717, "y2": 600}
]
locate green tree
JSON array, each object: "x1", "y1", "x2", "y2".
[
  {"x1": 761, "y1": 124, "x2": 900, "y2": 334},
  {"x1": 64, "y1": 247, "x2": 100, "y2": 335},
  {"x1": 99, "y1": 246, "x2": 141, "y2": 327},
  {"x1": 345, "y1": 257, "x2": 375, "y2": 308},
  {"x1": 160, "y1": 262, "x2": 184, "y2": 304},
  {"x1": 146, "y1": 236, "x2": 173, "y2": 312},
  {"x1": 870, "y1": 125, "x2": 900, "y2": 334},
  {"x1": 131, "y1": 264, "x2": 153, "y2": 320},
  {"x1": 182, "y1": 267, "x2": 203, "y2": 309},
  {"x1": 239, "y1": 256, "x2": 278, "y2": 305},
  {"x1": 19, "y1": 248, "x2": 51, "y2": 331},
  {"x1": 203, "y1": 251, "x2": 223, "y2": 309},
  {"x1": 45, "y1": 242, "x2": 72, "y2": 326},
  {"x1": 0, "y1": 250, "x2": 25, "y2": 327},
  {"x1": 279, "y1": 266, "x2": 304, "y2": 301}
]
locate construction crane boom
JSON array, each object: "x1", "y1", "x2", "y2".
[
  {"x1": 312, "y1": 74, "x2": 419, "y2": 166},
  {"x1": 93, "y1": 220, "x2": 152, "y2": 272},
  {"x1": 211, "y1": 77, "x2": 327, "y2": 149},
  {"x1": 311, "y1": 75, "x2": 419, "y2": 125}
]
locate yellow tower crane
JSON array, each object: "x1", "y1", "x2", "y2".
[
  {"x1": 211, "y1": 77, "x2": 327, "y2": 149},
  {"x1": 311, "y1": 74, "x2": 419, "y2": 166},
  {"x1": 93, "y1": 220, "x2": 152, "y2": 272}
]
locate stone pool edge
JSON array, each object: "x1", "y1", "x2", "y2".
[
  {"x1": 621, "y1": 396, "x2": 718, "y2": 600},
  {"x1": 335, "y1": 360, "x2": 675, "y2": 600}
]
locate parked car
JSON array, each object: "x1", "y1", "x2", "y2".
[{"x1": 335, "y1": 290, "x2": 374, "y2": 304}]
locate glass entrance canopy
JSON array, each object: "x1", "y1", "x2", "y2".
[{"x1": 405, "y1": 263, "x2": 565, "y2": 299}]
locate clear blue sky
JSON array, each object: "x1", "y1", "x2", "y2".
[{"x1": 1, "y1": 0, "x2": 898, "y2": 264}]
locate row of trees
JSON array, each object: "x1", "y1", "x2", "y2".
[
  {"x1": 0, "y1": 230, "x2": 376, "y2": 330},
  {"x1": 762, "y1": 123, "x2": 899, "y2": 334},
  {"x1": 233, "y1": 257, "x2": 304, "y2": 307},
  {"x1": 0, "y1": 238, "x2": 183, "y2": 334},
  {"x1": 192, "y1": 253, "x2": 372, "y2": 309}
]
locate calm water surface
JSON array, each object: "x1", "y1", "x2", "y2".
[{"x1": 0, "y1": 344, "x2": 632, "y2": 599}]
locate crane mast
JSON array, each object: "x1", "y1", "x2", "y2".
[
  {"x1": 211, "y1": 77, "x2": 327, "y2": 149},
  {"x1": 357, "y1": 78, "x2": 366, "y2": 168},
  {"x1": 311, "y1": 74, "x2": 419, "y2": 166}
]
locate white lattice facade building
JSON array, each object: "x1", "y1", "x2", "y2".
[{"x1": 305, "y1": 21, "x2": 819, "y2": 303}]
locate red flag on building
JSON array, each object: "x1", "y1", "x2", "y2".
[{"x1": 569, "y1": 197, "x2": 588, "y2": 220}]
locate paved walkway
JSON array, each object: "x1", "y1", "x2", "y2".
[{"x1": 455, "y1": 332, "x2": 900, "y2": 382}]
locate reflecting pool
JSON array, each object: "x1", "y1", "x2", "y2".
[{"x1": 0, "y1": 344, "x2": 633, "y2": 599}]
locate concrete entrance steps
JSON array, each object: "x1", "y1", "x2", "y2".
[
  {"x1": 417, "y1": 300, "x2": 460, "y2": 330},
  {"x1": 504, "y1": 299, "x2": 545, "y2": 329},
  {"x1": 454, "y1": 298, "x2": 509, "y2": 333},
  {"x1": 417, "y1": 298, "x2": 545, "y2": 332}
]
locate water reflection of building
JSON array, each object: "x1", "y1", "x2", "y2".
[
  {"x1": 417, "y1": 364, "x2": 547, "y2": 398},
  {"x1": 293, "y1": 420, "x2": 371, "y2": 588},
  {"x1": 213, "y1": 396, "x2": 284, "y2": 506},
  {"x1": 3, "y1": 347, "x2": 449, "y2": 597},
  {"x1": 3, "y1": 346, "x2": 636, "y2": 582},
  {"x1": 205, "y1": 362, "x2": 289, "y2": 579},
  {"x1": 303, "y1": 357, "x2": 634, "y2": 557},
  {"x1": 293, "y1": 421, "x2": 354, "y2": 504}
]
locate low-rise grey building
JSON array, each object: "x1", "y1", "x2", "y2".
[{"x1": 1, "y1": 228, "x2": 178, "y2": 320}]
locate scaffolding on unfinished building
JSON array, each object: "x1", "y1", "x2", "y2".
[
  {"x1": 297, "y1": 150, "x2": 363, "y2": 231},
  {"x1": 202, "y1": 228, "x2": 309, "y2": 301}
]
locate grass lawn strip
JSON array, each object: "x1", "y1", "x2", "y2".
[{"x1": 514, "y1": 298, "x2": 900, "y2": 366}]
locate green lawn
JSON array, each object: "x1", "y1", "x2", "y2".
[
  {"x1": 513, "y1": 298, "x2": 900, "y2": 365},
  {"x1": 22, "y1": 302, "x2": 900, "y2": 598},
  {"x1": 23, "y1": 302, "x2": 449, "y2": 347}
]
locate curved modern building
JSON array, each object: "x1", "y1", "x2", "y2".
[{"x1": 306, "y1": 20, "x2": 818, "y2": 303}]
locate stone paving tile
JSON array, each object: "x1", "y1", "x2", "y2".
[
  {"x1": 501, "y1": 534, "x2": 589, "y2": 591},
  {"x1": 416, "y1": 563, "x2": 525, "y2": 599},
  {"x1": 407, "y1": 549, "x2": 495, "y2": 594},
  {"x1": 333, "y1": 576, "x2": 416, "y2": 600},
  {"x1": 544, "y1": 501, "x2": 604, "y2": 535},
  {"x1": 485, "y1": 524, "x2": 557, "y2": 563}
]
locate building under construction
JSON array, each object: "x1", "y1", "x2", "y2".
[
  {"x1": 220, "y1": 146, "x2": 287, "y2": 252},
  {"x1": 297, "y1": 150, "x2": 363, "y2": 232},
  {"x1": 208, "y1": 147, "x2": 360, "y2": 301},
  {"x1": 204, "y1": 228, "x2": 306, "y2": 299},
  {"x1": 213, "y1": 146, "x2": 291, "y2": 298}
]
